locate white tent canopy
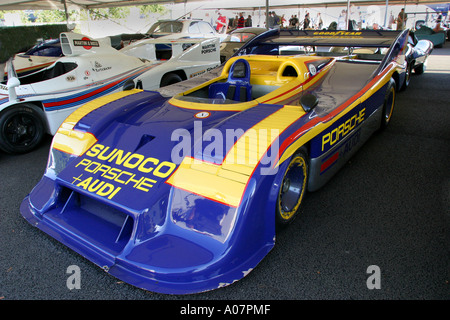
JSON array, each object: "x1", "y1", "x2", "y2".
[
  {"x1": 0, "y1": 0, "x2": 448, "y2": 11},
  {"x1": 0, "y1": 0, "x2": 448, "y2": 33}
]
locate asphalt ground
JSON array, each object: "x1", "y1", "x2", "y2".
[{"x1": 1, "y1": 41, "x2": 449, "y2": 307}]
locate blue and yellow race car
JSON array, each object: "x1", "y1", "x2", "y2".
[{"x1": 21, "y1": 29, "x2": 412, "y2": 294}]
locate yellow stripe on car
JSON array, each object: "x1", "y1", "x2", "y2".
[
  {"x1": 52, "y1": 89, "x2": 142, "y2": 156},
  {"x1": 167, "y1": 105, "x2": 306, "y2": 207}
]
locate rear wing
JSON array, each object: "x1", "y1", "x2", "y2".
[
  {"x1": 236, "y1": 28, "x2": 409, "y2": 72},
  {"x1": 60, "y1": 32, "x2": 114, "y2": 57},
  {"x1": 279, "y1": 29, "x2": 405, "y2": 47},
  {"x1": 237, "y1": 29, "x2": 408, "y2": 53}
]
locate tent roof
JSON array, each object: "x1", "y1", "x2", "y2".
[
  {"x1": 0, "y1": 0, "x2": 448, "y2": 11},
  {"x1": 0, "y1": 0, "x2": 179, "y2": 10}
]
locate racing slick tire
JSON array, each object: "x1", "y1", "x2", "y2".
[
  {"x1": 276, "y1": 148, "x2": 309, "y2": 226},
  {"x1": 160, "y1": 73, "x2": 183, "y2": 87},
  {"x1": 380, "y1": 78, "x2": 396, "y2": 130},
  {"x1": 0, "y1": 104, "x2": 45, "y2": 154}
]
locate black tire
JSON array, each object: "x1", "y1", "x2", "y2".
[
  {"x1": 380, "y1": 79, "x2": 396, "y2": 130},
  {"x1": 276, "y1": 149, "x2": 308, "y2": 226},
  {"x1": 0, "y1": 104, "x2": 46, "y2": 154},
  {"x1": 160, "y1": 73, "x2": 183, "y2": 87},
  {"x1": 414, "y1": 63, "x2": 424, "y2": 75}
]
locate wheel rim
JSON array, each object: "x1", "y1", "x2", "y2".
[
  {"x1": 278, "y1": 156, "x2": 307, "y2": 221},
  {"x1": 3, "y1": 112, "x2": 38, "y2": 148},
  {"x1": 384, "y1": 87, "x2": 395, "y2": 123}
]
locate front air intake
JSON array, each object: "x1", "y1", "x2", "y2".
[{"x1": 45, "y1": 187, "x2": 134, "y2": 259}]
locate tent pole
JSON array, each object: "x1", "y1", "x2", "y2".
[
  {"x1": 384, "y1": 0, "x2": 389, "y2": 28},
  {"x1": 62, "y1": 0, "x2": 69, "y2": 29},
  {"x1": 346, "y1": 0, "x2": 350, "y2": 29}
]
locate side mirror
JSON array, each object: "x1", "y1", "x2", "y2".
[
  {"x1": 7, "y1": 76, "x2": 20, "y2": 102},
  {"x1": 300, "y1": 93, "x2": 318, "y2": 112},
  {"x1": 122, "y1": 79, "x2": 135, "y2": 91}
]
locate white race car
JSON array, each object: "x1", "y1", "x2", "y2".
[
  {"x1": 11, "y1": 38, "x2": 63, "y2": 78},
  {"x1": 0, "y1": 32, "x2": 220, "y2": 154}
]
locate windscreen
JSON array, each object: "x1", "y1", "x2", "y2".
[{"x1": 148, "y1": 21, "x2": 183, "y2": 34}]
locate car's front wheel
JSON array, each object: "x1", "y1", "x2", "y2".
[
  {"x1": 276, "y1": 149, "x2": 309, "y2": 225},
  {"x1": 0, "y1": 104, "x2": 45, "y2": 154}
]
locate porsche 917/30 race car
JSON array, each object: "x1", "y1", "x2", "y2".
[
  {"x1": 0, "y1": 32, "x2": 219, "y2": 154},
  {"x1": 21, "y1": 29, "x2": 411, "y2": 294}
]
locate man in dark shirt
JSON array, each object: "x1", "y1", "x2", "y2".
[{"x1": 237, "y1": 12, "x2": 245, "y2": 28}]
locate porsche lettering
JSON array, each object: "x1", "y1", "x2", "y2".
[
  {"x1": 74, "y1": 159, "x2": 158, "y2": 192},
  {"x1": 322, "y1": 108, "x2": 365, "y2": 151},
  {"x1": 201, "y1": 44, "x2": 217, "y2": 54}
]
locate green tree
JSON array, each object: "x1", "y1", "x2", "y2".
[
  {"x1": 83, "y1": 7, "x2": 130, "y2": 20},
  {"x1": 34, "y1": 10, "x2": 67, "y2": 23},
  {"x1": 140, "y1": 4, "x2": 167, "y2": 17}
]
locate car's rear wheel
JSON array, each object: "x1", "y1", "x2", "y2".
[
  {"x1": 0, "y1": 104, "x2": 45, "y2": 154},
  {"x1": 400, "y1": 62, "x2": 412, "y2": 91},
  {"x1": 276, "y1": 149, "x2": 308, "y2": 225},
  {"x1": 380, "y1": 79, "x2": 396, "y2": 130}
]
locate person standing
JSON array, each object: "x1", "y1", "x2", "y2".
[
  {"x1": 232, "y1": 15, "x2": 238, "y2": 29},
  {"x1": 237, "y1": 12, "x2": 245, "y2": 29},
  {"x1": 245, "y1": 15, "x2": 252, "y2": 27},
  {"x1": 289, "y1": 14, "x2": 299, "y2": 29},
  {"x1": 280, "y1": 14, "x2": 287, "y2": 28},
  {"x1": 216, "y1": 12, "x2": 227, "y2": 33},
  {"x1": 397, "y1": 8, "x2": 407, "y2": 30},
  {"x1": 303, "y1": 12, "x2": 310, "y2": 29},
  {"x1": 267, "y1": 11, "x2": 275, "y2": 28},
  {"x1": 273, "y1": 11, "x2": 280, "y2": 27},
  {"x1": 388, "y1": 11, "x2": 395, "y2": 29},
  {"x1": 433, "y1": 12, "x2": 444, "y2": 32},
  {"x1": 316, "y1": 12, "x2": 323, "y2": 29},
  {"x1": 337, "y1": 10, "x2": 346, "y2": 30}
]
